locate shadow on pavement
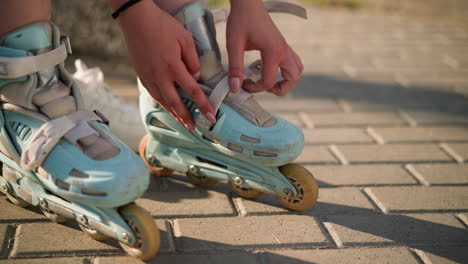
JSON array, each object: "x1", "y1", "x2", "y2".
[{"x1": 289, "y1": 74, "x2": 468, "y2": 117}]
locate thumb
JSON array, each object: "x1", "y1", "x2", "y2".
[{"x1": 227, "y1": 38, "x2": 245, "y2": 94}]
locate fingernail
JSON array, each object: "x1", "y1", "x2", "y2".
[
  {"x1": 193, "y1": 71, "x2": 201, "y2": 80},
  {"x1": 205, "y1": 112, "x2": 216, "y2": 123},
  {"x1": 229, "y1": 77, "x2": 241, "y2": 94}
]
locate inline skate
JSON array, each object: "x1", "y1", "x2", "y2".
[
  {"x1": 0, "y1": 22, "x2": 159, "y2": 259},
  {"x1": 139, "y1": 1, "x2": 318, "y2": 211}
]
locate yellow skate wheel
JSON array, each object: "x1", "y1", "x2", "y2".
[
  {"x1": 79, "y1": 224, "x2": 110, "y2": 241},
  {"x1": 6, "y1": 194, "x2": 29, "y2": 208},
  {"x1": 186, "y1": 173, "x2": 218, "y2": 187},
  {"x1": 139, "y1": 135, "x2": 174, "y2": 177},
  {"x1": 276, "y1": 163, "x2": 319, "y2": 211},
  {"x1": 228, "y1": 181, "x2": 263, "y2": 199},
  {"x1": 119, "y1": 203, "x2": 160, "y2": 260}
]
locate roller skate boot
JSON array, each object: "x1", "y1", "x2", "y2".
[
  {"x1": 0, "y1": 23, "x2": 159, "y2": 259},
  {"x1": 139, "y1": 1, "x2": 318, "y2": 211}
]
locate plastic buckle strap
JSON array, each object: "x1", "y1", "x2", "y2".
[
  {"x1": 20, "y1": 111, "x2": 101, "y2": 171},
  {"x1": 0, "y1": 38, "x2": 69, "y2": 79},
  {"x1": 195, "y1": 75, "x2": 230, "y2": 130}
]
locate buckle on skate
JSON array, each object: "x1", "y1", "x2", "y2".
[
  {"x1": 60, "y1": 36, "x2": 73, "y2": 55},
  {"x1": 94, "y1": 110, "x2": 110, "y2": 126}
]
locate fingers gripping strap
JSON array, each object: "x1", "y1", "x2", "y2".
[
  {"x1": 0, "y1": 37, "x2": 71, "y2": 79},
  {"x1": 20, "y1": 110, "x2": 100, "y2": 171},
  {"x1": 196, "y1": 75, "x2": 230, "y2": 129},
  {"x1": 195, "y1": 60, "x2": 263, "y2": 129}
]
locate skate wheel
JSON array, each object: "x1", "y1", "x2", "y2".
[
  {"x1": 6, "y1": 194, "x2": 29, "y2": 208},
  {"x1": 119, "y1": 203, "x2": 160, "y2": 260},
  {"x1": 186, "y1": 173, "x2": 218, "y2": 187},
  {"x1": 41, "y1": 208, "x2": 68, "y2": 224},
  {"x1": 276, "y1": 163, "x2": 319, "y2": 211},
  {"x1": 79, "y1": 224, "x2": 110, "y2": 241},
  {"x1": 228, "y1": 181, "x2": 263, "y2": 199},
  {"x1": 139, "y1": 135, "x2": 174, "y2": 177}
]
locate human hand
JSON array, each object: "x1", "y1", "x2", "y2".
[
  {"x1": 111, "y1": 0, "x2": 215, "y2": 130},
  {"x1": 227, "y1": 0, "x2": 303, "y2": 96}
]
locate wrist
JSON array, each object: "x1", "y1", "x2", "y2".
[
  {"x1": 108, "y1": 0, "x2": 160, "y2": 20},
  {"x1": 230, "y1": 0, "x2": 263, "y2": 10}
]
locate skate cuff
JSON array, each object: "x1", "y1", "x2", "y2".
[
  {"x1": 0, "y1": 36, "x2": 71, "y2": 79},
  {"x1": 20, "y1": 110, "x2": 102, "y2": 171}
]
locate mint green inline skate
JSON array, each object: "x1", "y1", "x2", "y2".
[
  {"x1": 139, "y1": 1, "x2": 319, "y2": 211},
  {"x1": 0, "y1": 23, "x2": 159, "y2": 259}
]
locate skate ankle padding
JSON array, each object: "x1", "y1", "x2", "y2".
[{"x1": 174, "y1": 1, "x2": 223, "y2": 84}]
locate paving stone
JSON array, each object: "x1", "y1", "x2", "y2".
[
  {"x1": 239, "y1": 187, "x2": 376, "y2": 216},
  {"x1": 372, "y1": 127, "x2": 468, "y2": 143},
  {"x1": 258, "y1": 98, "x2": 341, "y2": 113},
  {"x1": 295, "y1": 146, "x2": 338, "y2": 164},
  {"x1": 266, "y1": 248, "x2": 419, "y2": 264},
  {"x1": 175, "y1": 215, "x2": 328, "y2": 251},
  {"x1": 303, "y1": 128, "x2": 374, "y2": 144},
  {"x1": 446, "y1": 143, "x2": 468, "y2": 162},
  {"x1": 405, "y1": 111, "x2": 468, "y2": 125},
  {"x1": 0, "y1": 258, "x2": 85, "y2": 264},
  {"x1": 96, "y1": 252, "x2": 259, "y2": 264},
  {"x1": 408, "y1": 164, "x2": 468, "y2": 185},
  {"x1": 416, "y1": 246, "x2": 468, "y2": 264},
  {"x1": 366, "y1": 186, "x2": 468, "y2": 213},
  {"x1": 304, "y1": 112, "x2": 407, "y2": 127},
  {"x1": 0, "y1": 197, "x2": 46, "y2": 222},
  {"x1": 457, "y1": 213, "x2": 468, "y2": 226},
  {"x1": 13, "y1": 222, "x2": 117, "y2": 257},
  {"x1": 323, "y1": 214, "x2": 468, "y2": 247},
  {"x1": 13, "y1": 219, "x2": 169, "y2": 257},
  {"x1": 307, "y1": 165, "x2": 417, "y2": 186},
  {"x1": 137, "y1": 190, "x2": 235, "y2": 218},
  {"x1": 338, "y1": 144, "x2": 452, "y2": 163},
  {"x1": 277, "y1": 113, "x2": 305, "y2": 128},
  {"x1": 0, "y1": 225, "x2": 10, "y2": 258}
]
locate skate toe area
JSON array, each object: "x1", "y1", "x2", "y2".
[{"x1": 37, "y1": 138, "x2": 150, "y2": 208}]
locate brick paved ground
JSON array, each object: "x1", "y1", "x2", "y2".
[{"x1": 2, "y1": 5, "x2": 468, "y2": 264}]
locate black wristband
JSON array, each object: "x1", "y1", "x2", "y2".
[{"x1": 112, "y1": 0, "x2": 142, "y2": 19}]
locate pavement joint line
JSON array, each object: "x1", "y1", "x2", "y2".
[
  {"x1": 439, "y1": 143, "x2": 465, "y2": 163},
  {"x1": 455, "y1": 214, "x2": 468, "y2": 229},
  {"x1": 336, "y1": 99, "x2": 352, "y2": 113},
  {"x1": 341, "y1": 63, "x2": 357, "y2": 78},
  {"x1": 442, "y1": 54, "x2": 459, "y2": 69},
  {"x1": 322, "y1": 222, "x2": 343, "y2": 248},
  {"x1": 232, "y1": 197, "x2": 247, "y2": 217},
  {"x1": 328, "y1": 144, "x2": 349, "y2": 165},
  {"x1": 362, "y1": 188, "x2": 387, "y2": 214},
  {"x1": 397, "y1": 110, "x2": 418, "y2": 127},
  {"x1": 298, "y1": 111, "x2": 314, "y2": 128},
  {"x1": 8, "y1": 224, "x2": 20, "y2": 259},
  {"x1": 315, "y1": 217, "x2": 339, "y2": 248},
  {"x1": 165, "y1": 220, "x2": 177, "y2": 253},
  {"x1": 171, "y1": 219, "x2": 182, "y2": 238},
  {"x1": 365, "y1": 127, "x2": 385, "y2": 144},
  {"x1": 257, "y1": 251, "x2": 270, "y2": 264},
  {"x1": 404, "y1": 164, "x2": 428, "y2": 186},
  {"x1": 411, "y1": 248, "x2": 432, "y2": 264}
]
